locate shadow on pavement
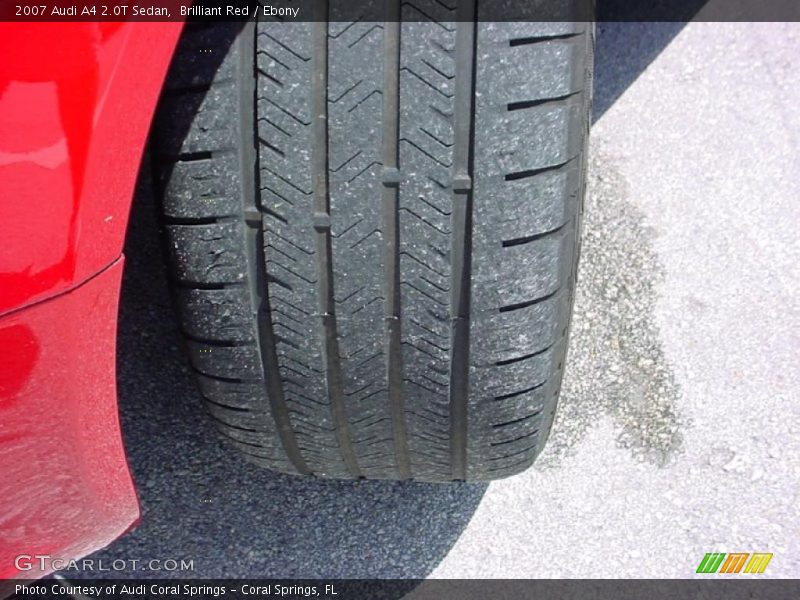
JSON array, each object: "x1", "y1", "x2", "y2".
[
  {"x1": 593, "y1": 1, "x2": 708, "y2": 122},
  {"x1": 594, "y1": 21, "x2": 693, "y2": 123}
]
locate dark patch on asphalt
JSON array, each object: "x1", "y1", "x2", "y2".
[{"x1": 540, "y1": 150, "x2": 685, "y2": 467}]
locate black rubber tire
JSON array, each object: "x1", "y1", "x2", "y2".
[{"x1": 153, "y1": 9, "x2": 593, "y2": 482}]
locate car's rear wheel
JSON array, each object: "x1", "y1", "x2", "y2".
[{"x1": 153, "y1": 7, "x2": 593, "y2": 482}]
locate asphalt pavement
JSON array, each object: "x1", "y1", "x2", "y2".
[{"x1": 89, "y1": 21, "x2": 800, "y2": 578}]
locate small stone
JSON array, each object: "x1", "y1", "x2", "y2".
[{"x1": 722, "y1": 452, "x2": 748, "y2": 473}]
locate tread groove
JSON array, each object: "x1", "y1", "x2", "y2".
[
  {"x1": 189, "y1": 366, "x2": 261, "y2": 385},
  {"x1": 495, "y1": 340, "x2": 555, "y2": 367},
  {"x1": 382, "y1": 0, "x2": 412, "y2": 479},
  {"x1": 498, "y1": 286, "x2": 562, "y2": 314},
  {"x1": 501, "y1": 219, "x2": 571, "y2": 248},
  {"x1": 240, "y1": 21, "x2": 311, "y2": 475},
  {"x1": 173, "y1": 280, "x2": 245, "y2": 291},
  {"x1": 504, "y1": 156, "x2": 578, "y2": 181},
  {"x1": 163, "y1": 215, "x2": 238, "y2": 226},
  {"x1": 509, "y1": 32, "x2": 583, "y2": 46},
  {"x1": 175, "y1": 150, "x2": 214, "y2": 162},
  {"x1": 507, "y1": 90, "x2": 582, "y2": 112},
  {"x1": 492, "y1": 410, "x2": 543, "y2": 429},
  {"x1": 493, "y1": 378, "x2": 548, "y2": 401},
  {"x1": 312, "y1": 8, "x2": 362, "y2": 479},
  {"x1": 489, "y1": 431, "x2": 540, "y2": 447},
  {"x1": 447, "y1": 6, "x2": 477, "y2": 481}
]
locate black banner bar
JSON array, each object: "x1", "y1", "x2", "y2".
[
  {"x1": 4, "y1": 579, "x2": 800, "y2": 600},
  {"x1": 2, "y1": 0, "x2": 800, "y2": 22}
]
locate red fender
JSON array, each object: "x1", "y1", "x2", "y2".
[{"x1": 0, "y1": 22, "x2": 183, "y2": 580}]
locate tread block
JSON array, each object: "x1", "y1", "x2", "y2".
[
  {"x1": 471, "y1": 290, "x2": 568, "y2": 365},
  {"x1": 487, "y1": 386, "x2": 549, "y2": 417},
  {"x1": 187, "y1": 341, "x2": 262, "y2": 380},
  {"x1": 167, "y1": 222, "x2": 247, "y2": 284},
  {"x1": 158, "y1": 87, "x2": 239, "y2": 155},
  {"x1": 161, "y1": 154, "x2": 242, "y2": 219},
  {"x1": 196, "y1": 375, "x2": 266, "y2": 409},
  {"x1": 472, "y1": 228, "x2": 575, "y2": 308},
  {"x1": 475, "y1": 98, "x2": 584, "y2": 177},
  {"x1": 216, "y1": 422, "x2": 274, "y2": 446},
  {"x1": 176, "y1": 287, "x2": 255, "y2": 342},
  {"x1": 471, "y1": 338, "x2": 564, "y2": 404},
  {"x1": 481, "y1": 40, "x2": 586, "y2": 106},
  {"x1": 482, "y1": 165, "x2": 580, "y2": 242}
]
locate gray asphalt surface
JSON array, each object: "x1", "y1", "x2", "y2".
[{"x1": 90, "y1": 21, "x2": 799, "y2": 578}]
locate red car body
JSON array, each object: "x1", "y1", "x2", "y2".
[{"x1": 0, "y1": 22, "x2": 183, "y2": 580}]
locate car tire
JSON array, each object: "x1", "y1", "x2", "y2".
[{"x1": 152, "y1": 8, "x2": 593, "y2": 482}]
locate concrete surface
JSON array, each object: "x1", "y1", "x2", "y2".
[{"x1": 91, "y1": 21, "x2": 799, "y2": 578}]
